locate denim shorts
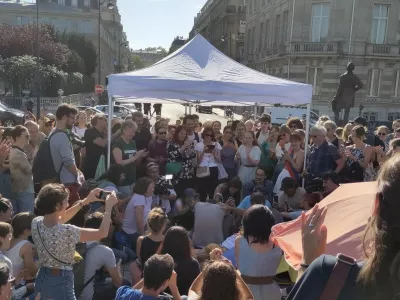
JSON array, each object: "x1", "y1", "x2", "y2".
[{"x1": 35, "y1": 267, "x2": 76, "y2": 300}]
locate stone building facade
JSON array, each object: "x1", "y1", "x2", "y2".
[{"x1": 244, "y1": 0, "x2": 400, "y2": 123}]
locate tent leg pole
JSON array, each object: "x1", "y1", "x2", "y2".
[
  {"x1": 107, "y1": 92, "x2": 113, "y2": 170},
  {"x1": 185, "y1": 104, "x2": 187, "y2": 115},
  {"x1": 302, "y1": 103, "x2": 311, "y2": 188},
  {"x1": 189, "y1": 104, "x2": 192, "y2": 115},
  {"x1": 254, "y1": 104, "x2": 257, "y2": 121}
]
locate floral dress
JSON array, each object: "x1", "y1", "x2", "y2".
[{"x1": 167, "y1": 141, "x2": 196, "y2": 180}]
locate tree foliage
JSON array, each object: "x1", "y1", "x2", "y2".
[
  {"x1": 56, "y1": 32, "x2": 97, "y2": 76},
  {"x1": 129, "y1": 54, "x2": 145, "y2": 70},
  {"x1": 0, "y1": 23, "x2": 70, "y2": 67}
]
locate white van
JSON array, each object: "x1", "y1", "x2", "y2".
[{"x1": 264, "y1": 107, "x2": 319, "y2": 126}]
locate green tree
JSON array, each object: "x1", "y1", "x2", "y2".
[
  {"x1": 168, "y1": 37, "x2": 186, "y2": 54},
  {"x1": 129, "y1": 54, "x2": 145, "y2": 70}
]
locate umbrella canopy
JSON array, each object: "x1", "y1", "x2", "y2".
[{"x1": 271, "y1": 182, "x2": 376, "y2": 269}]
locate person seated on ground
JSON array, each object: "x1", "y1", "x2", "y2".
[
  {"x1": 242, "y1": 168, "x2": 273, "y2": 202},
  {"x1": 146, "y1": 162, "x2": 177, "y2": 215},
  {"x1": 172, "y1": 188, "x2": 198, "y2": 232},
  {"x1": 5, "y1": 213, "x2": 37, "y2": 287},
  {"x1": 280, "y1": 192, "x2": 321, "y2": 220},
  {"x1": 276, "y1": 177, "x2": 305, "y2": 212},
  {"x1": 219, "y1": 191, "x2": 267, "y2": 217},
  {"x1": 79, "y1": 212, "x2": 124, "y2": 300},
  {"x1": 159, "y1": 226, "x2": 200, "y2": 296},
  {"x1": 116, "y1": 254, "x2": 181, "y2": 300},
  {"x1": 235, "y1": 205, "x2": 283, "y2": 300},
  {"x1": 0, "y1": 198, "x2": 13, "y2": 223},
  {"x1": 131, "y1": 208, "x2": 167, "y2": 285},
  {"x1": 0, "y1": 262, "x2": 19, "y2": 300},
  {"x1": 322, "y1": 172, "x2": 340, "y2": 197},
  {"x1": 188, "y1": 249, "x2": 254, "y2": 300},
  {"x1": 192, "y1": 200, "x2": 226, "y2": 248},
  {"x1": 287, "y1": 155, "x2": 400, "y2": 300},
  {"x1": 213, "y1": 177, "x2": 242, "y2": 206}
]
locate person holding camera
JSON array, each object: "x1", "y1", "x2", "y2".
[
  {"x1": 195, "y1": 128, "x2": 222, "y2": 202},
  {"x1": 32, "y1": 183, "x2": 118, "y2": 300},
  {"x1": 146, "y1": 163, "x2": 177, "y2": 214}
]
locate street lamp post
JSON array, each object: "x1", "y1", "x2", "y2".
[
  {"x1": 35, "y1": 0, "x2": 40, "y2": 119},
  {"x1": 118, "y1": 41, "x2": 128, "y2": 73},
  {"x1": 98, "y1": 0, "x2": 114, "y2": 87}
]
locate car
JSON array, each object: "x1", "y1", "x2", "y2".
[
  {"x1": 0, "y1": 102, "x2": 24, "y2": 126},
  {"x1": 76, "y1": 106, "x2": 103, "y2": 114},
  {"x1": 95, "y1": 105, "x2": 136, "y2": 119},
  {"x1": 196, "y1": 105, "x2": 213, "y2": 114}
]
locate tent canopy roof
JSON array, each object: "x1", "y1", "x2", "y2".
[{"x1": 108, "y1": 34, "x2": 312, "y2": 105}]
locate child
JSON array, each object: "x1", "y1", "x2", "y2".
[{"x1": 130, "y1": 208, "x2": 167, "y2": 284}]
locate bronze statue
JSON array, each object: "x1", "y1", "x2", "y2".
[{"x1": 332, "y1": 62, "x2": 363, "y2": 124}]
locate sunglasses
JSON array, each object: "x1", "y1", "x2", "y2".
[
  {"x1": 378, "y1": 132, "x2": 386, "y2": 136},
  {"x1": 158, "y1": 132, "x2": 167, "y2": 135}
]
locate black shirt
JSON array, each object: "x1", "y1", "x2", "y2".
[
  {"x1": 134, "y1": 128, "x2": 152, "y2": 151},
  {"x1": 83, "y1": 127, "x2": 105, "y2": 179},
  {"x1": 288, "y1": 255, "x2": 369, "y2": 300}
]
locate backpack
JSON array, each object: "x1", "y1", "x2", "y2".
[
  {"x1": 32, "y1": 129, "x2": 68, "y2": 185},
  {"x1": 74, "y1": 242, "x2": 101, "y2": 298}
]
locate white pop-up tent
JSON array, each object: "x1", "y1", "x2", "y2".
[{"x1": 106, "y1": 34, "x2": 313, "y2": 168}]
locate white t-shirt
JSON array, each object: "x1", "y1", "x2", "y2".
[
  {"x1": 73, "y1": 126, "x2": 86, "y2": 139},
  {"x1": 275, "y1": 142, "x2": 291, "y2": 159},
  {"x1": 122, "y1": 194, "x2": 153, "y2": 234},
  {"x1": 187, "y1": 132, "x2": 203, "y2": 145},
  {"x1": 195, "y1": 142, "x2": 222, "y2": 167},
  {"x1": 31, "y1": 217, "x2": 80, "y2": 270},
  {"x1": 257, "y1": 130, "x2": 269, "y2": 146}
]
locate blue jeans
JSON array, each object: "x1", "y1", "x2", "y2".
[
  {"x1": 35, "y1": 267, "x2": 76, "y2": 300},
  {"x1": 0, "y1": 172, "x2": 12, "y2": 200},
  {"x1": 13, "y1": 188, "x2": 34, "y2": 213}
]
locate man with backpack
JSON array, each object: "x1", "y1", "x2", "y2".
[
  {"x1": 33, "y1": 104, "x2": 83, "y2": 209},
  {"x1": 78, "y1": 212, "x2": 125, "y2": 300}
]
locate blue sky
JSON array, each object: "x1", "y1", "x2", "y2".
[{"x1": 118, "y1": 0, "x2": 207, "y2": 51}]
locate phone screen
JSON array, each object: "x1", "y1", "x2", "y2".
[{"x1": 165, "y1": 174, "x2": 173, "y2": 180}]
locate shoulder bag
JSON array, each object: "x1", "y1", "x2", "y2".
[{"x1": 318, "y1": 253, "x2": 357, "y2": 300}]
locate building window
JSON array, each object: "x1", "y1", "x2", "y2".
[
  {"x1": 247, "y1": 29, "x2": 251, "y2": 54},
  {"x1": 259, "y1": 22, "x2": 264, "y2": 50},
  {"x1": 84, "y1": 0, "x2": 89, "y2": 6},
  {"x1": 368, "y1": 69, "x2": 382, "y2": 97},
  {"x1": 58, "y1": 0, "x2": 65, "y2": 5},
  {"x1": 394, "y1": 70, "x2": 400, "y2": 97},
  {"x1": 282, "y1": 10, "x2": 289, "y2": 43},
  {"x1": 363, "y1": 112, "x2": 377, "y2": 122},
  {"x1": 311, "y1": 3, "x2": 330, "y2": 42},
  {"x1": 72, "y1": 0, "x2": 77, "y2": 6},
  {"x1": 306, "y1": 67, "x2": 322, "y2": 95},
  {"x1": 252, "y1": 27, "x2": 256, "y2": 53},
  {"x1": 274, "y1": 14, "x2": 280, "y2": 46},
  {"x1": 265, "y1": 19, "x2": 270, "y2": 49},
  {"x1": 16, "y1": 16, "x2": 22, "y2": 26},
  {"x1": 371, "y1": 4, "x2": 389, "y2": 44},
  {"x1": 388, "y1": 112, "x2": 400, "y2": 122}
]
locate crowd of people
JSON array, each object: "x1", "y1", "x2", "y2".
[{"x1": 0, "y1": 103, "x2": 398, "y2": 300}]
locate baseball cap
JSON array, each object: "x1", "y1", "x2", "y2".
[
  {"x1": 280, "y1": 177, "x2": 297, "y2": 191},
  {"x1": 350, "y1": 116, "x2": 368, "y2": 127}
]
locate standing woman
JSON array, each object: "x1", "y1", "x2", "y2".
[
  {"x1": 234, "y1": 122, "x2": 246, "y2": 147},
  {"x1": 72, "y1": 111, "x2": 87, "y2": 168},
  {"x1": 236, "y1": 132, "x2": 261, "y2": 185},
  {"x1": 167, "y1": 125, "x2": 196, "y2": 197},
  {"x1": 112, "y1": 120, "x2": 148, "y2": 197},
  {"x1": 212, "y1": 121, "x2": 222, "y2": 141},
  {"x1": 376, "y1": 125, "x2": 390, "y2": 150},
  {"x1": 259, "y1": 125, "x2": 279, "y2": 180},
  {"x1": 32, "y1": 184, "x2": 117, "y2": 300},
  {"x1": 195, "y1": 128, "x2": 222, "y2": 202},
  {"x1": 273, "y1": 133, "x2": 305, "y2": 195},
  {"x1": 342, "y1": 123, "x2": 354, "y2": 146},
  {"x1": 343, "y1": 125, "x2": 374, "y2": 182},
  {"x1": 9, "y1": 126, "x2": 34, "y2": 213},
  {"x1": 219, "y1": 126, "x2": 238, "y2": 180},
  {"x1": 235, "y1": 205, "x2": 282, "y2": 300}
]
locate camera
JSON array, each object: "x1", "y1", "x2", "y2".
[
  {"x1": 154, "y1": 183, "x2": 171, "y2": 196},
  {"x1": 70, "y1": 131, "x2": 85, "y2": 148},
  {"x1": 99, "y1": 190, "x2": 112, "y2": 200}
]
